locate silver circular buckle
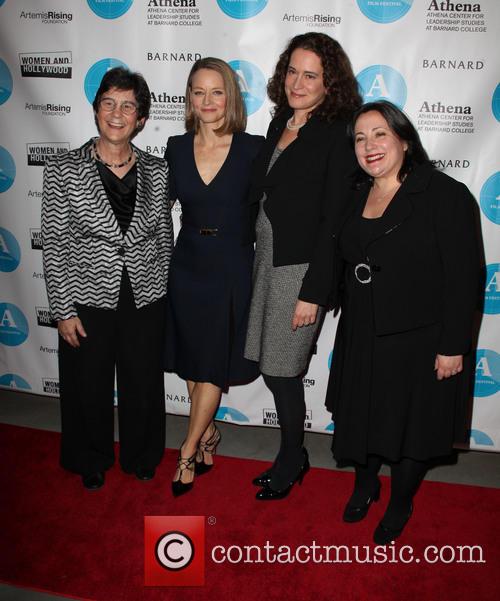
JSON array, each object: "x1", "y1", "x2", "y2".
[{"x1": 354, "y1": 263, "x2": 372, "y2": 284}]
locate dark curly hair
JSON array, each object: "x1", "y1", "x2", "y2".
[
  {"x1": 267, "y1": 32, "x2": 362, "y2": 123},
  {"x1": 92, "y1": 67, "x2": 151, "y2": 136},
  {"x1": 348, "y1": 101, "x2": 432, "y2": 186}
]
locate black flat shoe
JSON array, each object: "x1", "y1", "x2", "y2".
[
  {"x1": 195, "y1": 425, "x2": 221, "y2": 476},
  {"x1": 135, "y1": 466, "x2": 155, "y2": 481},
  {"x1": 373, "y1": 504, "x2": 413, "y2": 545},
  {"x1": 256, "y1": 452, "x2": 310, "y2": 501},
  {"x1": 82, "y1": 472, "x2": 104, "y2": 490},
  {"x1": 172, "y1": 447, "x2": 196, "y2": 497},
  {"x1": 252, "y1": 468, "x2": 273, "y2": 487},
  {"x1": 343, "y1": 480, "x2": 381, "y2": 523}
]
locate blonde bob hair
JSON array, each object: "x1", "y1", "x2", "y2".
[{"x1": 185, "y1": 57, "x2": 247, "y2": 135}]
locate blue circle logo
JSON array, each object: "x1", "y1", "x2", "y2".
[
  {"x1": 325, "y1": 422, "x2": 335, "y2": 432},
  {"x1": 356, "y1": 65, "x2": 407, "y2": 109},
  {"x1": 229, "y1": 60, "x2": 266, "y2": 116},
  {"x1": 0, "y1": 146, "x2": 15, "y2": 193},
  {"x1": 484, "y1": 263, "x2": 500, "y2": 315},
  {"x1": 0, "y1": 373, "x2": 31, "y2": 390},
  {"x1": 492, "y1": 83, "x2": 500, "y2": 122},
  {"x1": 0, "y1": 58, "x2": 13, "y2": 105},
  {"x1": 479, "y1": 172, "x2": 500, "y2": 225},
  {"x1": 217, "y1": 0, "x2": 267, "y2": 19},
  {"x1": 0, "y1": 227, "x2": 21, "y2": 272},
  {"x1": 0, "y1": 1, "x2": 6, "y2": 7},
  {"x1": 84, "y1": 58, "x2": 128, "y2": 104},
  {"x1": 216, "y1": 406, "x2": 250, "y2": 423},
  {"x1": 474, "y1": 349, "x2": 500, "y2": 397},
  {"x1": 357, "y1": 0, "x2": 413, "y2": 23},
  {"x1": 0, "y1": 303, "x2": 29, "y2": 346},
  {"x1": 469, "y1": 429, "x2": 494, "y2": 447},
  {"x1": 87, "y1": 0, "x2": 133, "y2": 19}
]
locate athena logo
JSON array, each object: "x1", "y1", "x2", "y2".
[
  {"x1": 474, "y1": 349, "x2": 500, "y2": 397},
  {"x1": 479, "y1": 172, "x2": 500, "y2": 225},
  {"x1": 216, "y1": 406, "x2": 250, "y2": 422},
  {"x1": 492, "y1": 83, "x2": 500, "y2": 122},
  {"x1": 0, "y1": 373, "x2": 31, "y2": 390},
  {"x1": 87, "y1": 0, "x2": 133, "y2": 19},
  {"x1": 356, "y1": 0, "x2": 413, "y2": 23},
  {"x1": 469, "y1": 429, "x2": 494, "y2": 447},
  {"x1": 217, "y1": 0, "x2": 267, "y2": 19},
  {"x1": 484, "y1": 263, "x2": 500, "y2": 315},
  {"x1": 84, "y1": 58, "x2": 128, "y2": 104},
  {"x1": 0, "y1": 303, "x2": 29, "y2": 346},
  {"x1": 0, "y1": 146, "x2": 16, "y2": 193},
  {"x1": 229, "y1": 60, "x2": 266, "y2": 116},
  {"x1": 0, "y1": 59, "x2": 13, "y2": 105},
  {"x1": 356, "y1": 65, "x2": 407, "y2": 109},
  {"x1": 0, "y1": 227, "x2": 21, "y2": 272}
]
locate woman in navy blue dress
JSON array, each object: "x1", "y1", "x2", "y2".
[{"x1": 164, "y1": 58, "x2": 263, "y2": 496}]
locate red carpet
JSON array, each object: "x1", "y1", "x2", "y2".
[{"x1": 1, "y1": 423, "x2": 499, "y2": 601}]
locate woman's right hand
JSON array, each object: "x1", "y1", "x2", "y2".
[{"x1": 57, "y1": 317, "x2": 87, "y2": 348}]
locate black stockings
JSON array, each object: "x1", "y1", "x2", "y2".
[
  {"x1": 262, "y1": 373, "x2": 306, "y2": 489},
  {"x1": 352, "y1": 455, "x2": 427, "y2": 527}
]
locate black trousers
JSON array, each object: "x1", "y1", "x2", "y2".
[{"x1": 58, "y1": 272, "x2": 166, "y2": 475}]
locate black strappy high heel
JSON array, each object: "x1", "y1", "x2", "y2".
[
  {"x1": 195, "y1": 425, "x2": 221, "y2": 476},
  {"x1": 172, "y1": 446, "x2": 197, "y2": 497}
]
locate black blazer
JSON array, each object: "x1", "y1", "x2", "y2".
[
  {"x1": 332, "y1": 163, "x2": 480, "y2": 356},
  {"x1": 245, "y1": 110, "x2": 357, "y2": 306}
]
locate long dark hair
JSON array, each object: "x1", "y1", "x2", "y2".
[
  {"x1": 349, "y1": 101, "x2": 431, "y2": 185},
  {"x1": 267, "y1": 32, "x2": 362, "y2": 123}
]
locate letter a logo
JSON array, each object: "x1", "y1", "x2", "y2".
[{"x1": 366, "y1": 74, "x2": 390, "y2": 98}]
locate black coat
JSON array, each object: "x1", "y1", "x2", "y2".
[
  {"x1": 331, "y1": 163, "x2": 480, "y2": 356},
  {"x1": 244, "y1": 110, "x2": 357, "y2": 306}
]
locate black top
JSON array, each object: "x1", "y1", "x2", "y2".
[
  {"x1": 97, "y1": 162, "x2": 137, "y2": 235},
  {"x1": 331, "y1": 163, "x2": 480, "y2": 355},
  {"x1": 163, "y1": 130, "x2": 263, "y2": 389},
  {"x1": 245, "y1": 110, "x2": 357, "y2": 306}
]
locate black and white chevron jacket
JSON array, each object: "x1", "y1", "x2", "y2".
[{"x1": 42, "y1": 139, "x2": 173, "y2": 321}]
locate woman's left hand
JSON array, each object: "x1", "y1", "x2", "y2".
[
  {"x1": 292, "y1": 301, "x2": 318, "y2": 331},
  {"x1": 434, "y1": 354, "x2": 463, "y2": 380}
]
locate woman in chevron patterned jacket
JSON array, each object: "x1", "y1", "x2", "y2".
[{"x1": 41, "y1": 67, "x2": 173, "y2": 490}]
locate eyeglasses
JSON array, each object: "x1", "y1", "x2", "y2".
[{"x1": 99, "y1": 97, "x2": 138, "y2": 116}]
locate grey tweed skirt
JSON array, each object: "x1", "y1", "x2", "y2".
[{"x1": 244, "y1": 194, "x2": 324, "y2": 377}]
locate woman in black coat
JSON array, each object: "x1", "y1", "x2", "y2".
[
  {"x1": 244, "y1": 33, "x2": 361, "y2": 499},
  {"x1": 326, "y1": 101, "x2": 479, "y2": 543}
]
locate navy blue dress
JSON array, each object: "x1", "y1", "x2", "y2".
[{"x1": 164, "y1": 131, "x2": 264, "y2": 389}]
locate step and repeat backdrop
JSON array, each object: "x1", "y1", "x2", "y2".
[{"x1": 0, "y1": 0, "x2": 499, "y2": 450}]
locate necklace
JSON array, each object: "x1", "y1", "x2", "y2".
[
  {"x1": 93, "y1": 142, "x2": 133, "y2": 169},
  {"x1": 286, "y1": 117, "x2": 306, "y2": 131}
]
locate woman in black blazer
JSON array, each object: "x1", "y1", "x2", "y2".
[
  {"x1": 42, "y1": 68, "x2": 173, "y2": 490},
  {"x1": 244, "y1": 33, "x2": 361, "y2": 499},
  {"x1": 326, "y1": 101, "x2": 479, "y2": 543}
]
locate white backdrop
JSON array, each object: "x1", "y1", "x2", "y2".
[{"x1": 0, "y1": 0, "x2": 499, "y2": 451}]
